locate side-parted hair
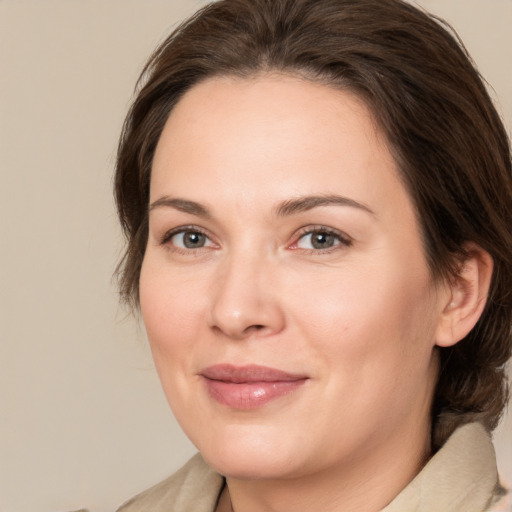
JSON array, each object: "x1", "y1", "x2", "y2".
[{"x1": 114, "y1": 0, "x2": 512, "y2": 444}]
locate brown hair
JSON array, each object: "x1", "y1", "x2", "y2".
[{"x1": 115, "y1": 0, "x2": 512, "y2": 440}]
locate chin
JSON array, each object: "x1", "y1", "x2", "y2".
[
  {"x1": 192, "y1": 424, "x2": 305, "y2": 480},
  {"x1": 204, "y1": 450, "x2": 300, "y2": 481}
]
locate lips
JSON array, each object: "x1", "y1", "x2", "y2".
[{"x1": 199, "y1": 364, "x2": 308, "y2": 410}]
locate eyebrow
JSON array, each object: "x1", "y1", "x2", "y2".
[
  {"x1": 149, "y1": 197, "x2": 212, "y2": 218},
  {"x1": 275, "y1": 195, "x2": 375, "y2": 217},
  {"x1": 148, "y1": 194, "x2": 375, "y2": 219}
]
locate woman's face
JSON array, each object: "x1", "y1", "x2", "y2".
[{"x1": 140, "y1": 75, "x2": 450, "y2": 481}]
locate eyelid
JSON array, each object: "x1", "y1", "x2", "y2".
[
  {"x1": 159, "y1": 225, "x2": 216, "y2": 247},
  {"x1": 158, "y1": 224, "x2": 351, "y2": 253},
  {"x1": 288, "y1": 225, "x2": 353, "y2": 251}
]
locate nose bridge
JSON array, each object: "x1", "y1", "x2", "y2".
[{"x1": 209, "y1": 243, "x2": 284, "y2": 339}]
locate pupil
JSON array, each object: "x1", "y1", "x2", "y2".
[
  {"x1": 312, "y1": 232, "x2": 333, "y2": 249},
  {"x1": 184, "y1": 232, "x2": 204, "y2": 248}
]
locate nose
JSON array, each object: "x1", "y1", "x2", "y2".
[{"x1": 208, "y1": 252, "x2": 286, "y2": 340}]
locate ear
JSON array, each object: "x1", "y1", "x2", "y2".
[{"x1": 435, "y1": 243, "x2": 493, "y2": 348}]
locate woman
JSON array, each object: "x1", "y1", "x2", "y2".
[{"x1": 114, "y1": 0, "x2": 512, "y2": 510}]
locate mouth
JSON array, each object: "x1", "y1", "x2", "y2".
[{"x1": 199, "y1": 364, "x2": 309, "y2": 410}]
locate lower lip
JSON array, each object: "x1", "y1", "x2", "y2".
[{"x1": 202, "y1": 378, "x2": 307, "y2": 410}]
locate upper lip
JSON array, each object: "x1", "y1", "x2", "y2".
[{"x1": 200, "y1": 364, "x2": 308, "y2": 383}]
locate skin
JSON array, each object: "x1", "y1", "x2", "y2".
[{"x1": 139, "y1": 74, "x2": 489, "y2": 512}]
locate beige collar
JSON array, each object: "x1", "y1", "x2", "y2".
[{"x1": 382, "y1": 422, "x2": 499, "y2": 512}]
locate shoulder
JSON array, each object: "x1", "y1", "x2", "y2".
[
  {"x1": 117, "y1": 453, "x2": 224, "y2": 512},
  {"x1": 384, "y1": 422, "x2": 504, "y2": 512}
]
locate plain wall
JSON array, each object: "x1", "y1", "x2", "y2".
[{"x1": 1, "y1": 1, "x2": 510, "y2": 511}]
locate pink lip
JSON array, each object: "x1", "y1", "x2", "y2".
[{"x1": 199, "y1": 364, "x2": 308, "y2": 410}]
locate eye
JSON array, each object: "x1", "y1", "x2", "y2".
[
  {"x1": 293, "y1": 227, "x2": 352, "y2": 251},
  {"x1": 161, "y1": 227, "x2": 215, "y2": 250}
]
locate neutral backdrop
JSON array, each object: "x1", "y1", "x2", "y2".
[{"x1": 1, "y1": 1, "x2": 511, "y2": 511}]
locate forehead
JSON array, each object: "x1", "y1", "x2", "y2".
[
  {"x1": 154, "y1": 74, "x2": 384, "y2": 164},
  {"x1": 150, "y1": 74, "x2": 412, "y2": 223}
]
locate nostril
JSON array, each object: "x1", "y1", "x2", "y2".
[{"x1": 243, "y1": 324, "x2": 265, "y2": 334}]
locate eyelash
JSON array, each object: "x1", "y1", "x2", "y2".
[
  {"x1": 290, "y1": 225, "x2": 353, "y2": 254},
  {"x1": 159, "y1": 225, "x2": 352, "y2": 254},
  {"x1": 160, "y1": 225, "x2": 216, "y2": 253}
]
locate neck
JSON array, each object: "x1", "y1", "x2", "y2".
[{"x1": 220, "y1": 417, "x2": 432, "y2": 512}]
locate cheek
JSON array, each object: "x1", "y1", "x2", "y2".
[
  {"x1": 139, "y1": 256, "x2": 205, "y2": 369},
  {"x1": 139, "y1": 257, "x2": 212, "y2": 427},
  {"x1": 290, "y1": 259, "x2": 438, "y2": 376}
]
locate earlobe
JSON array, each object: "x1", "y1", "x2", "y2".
[{"x1": 435, "y1": 244, "x2": 493, "y2": 348}]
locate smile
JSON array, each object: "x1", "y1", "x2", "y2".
[{"x1": 199, "y1": 364, "x2": 308, "y2": 410}]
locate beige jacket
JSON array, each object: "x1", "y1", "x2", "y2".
[{"x1": 117, "y1": 422, "x2": 508, "y2": 512}]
